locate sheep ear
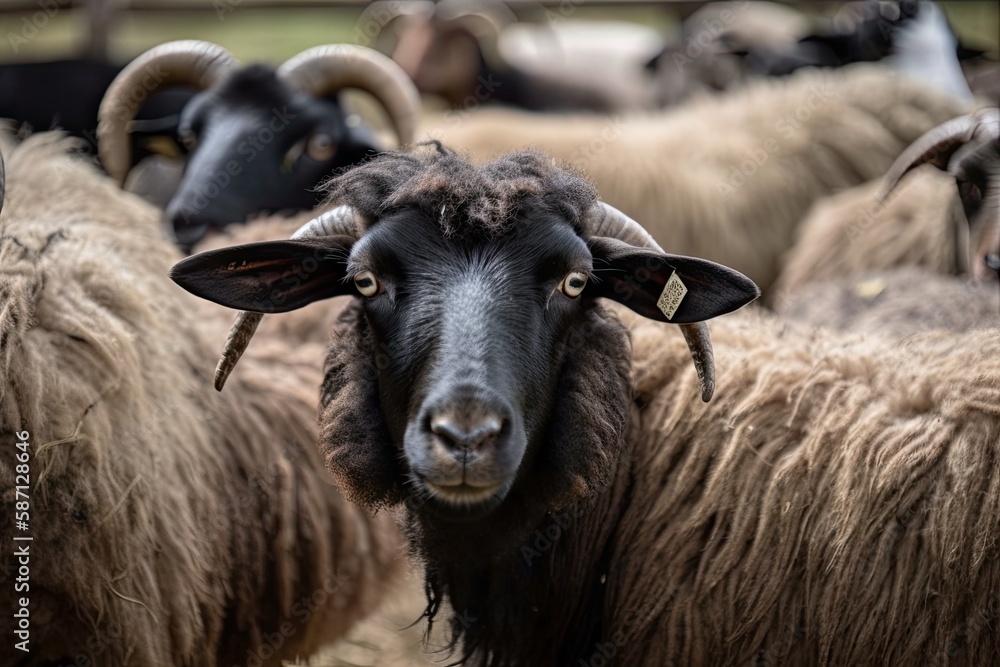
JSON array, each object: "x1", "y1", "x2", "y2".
[
  {"x1": 169, "y1": 237, "x2": 355, "y2": 313},
  {"x1": 586, "y1": 237, "x2": 759, "y2": 323}
]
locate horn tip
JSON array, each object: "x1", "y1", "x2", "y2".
[
  {"x1": 701, "y1": 381, "x2": 715, "y2": 403},
  {"x1": 214, "y1": 359, "x2": 233, "y2": 391}
]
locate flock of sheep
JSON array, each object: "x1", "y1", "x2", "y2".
[{"x1": 0, "y1": 0, "x2": 998, "y2": 665}]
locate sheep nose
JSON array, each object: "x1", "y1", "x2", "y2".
[
  {"x1": 171, "y1": 219, "x2": 209, "y2": 251},
  {"x1": 985, "y1": 253, "x2": 1000, "y2": 272},
  {"x1": 430, "y1": 413, "x2": 503, "y2": 453}
]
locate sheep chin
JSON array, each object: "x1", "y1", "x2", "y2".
[{"x1": 412, "y1": 474, "x2": 511, "y2": 523}]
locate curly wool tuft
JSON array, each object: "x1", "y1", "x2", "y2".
[{"x1": 321, "y1": 142, "x2": 597, "y2": 239}]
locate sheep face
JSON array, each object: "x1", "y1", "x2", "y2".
[
  {"x1": 334, "y1": 210, "x2": 622, "y2": 522},
  {"x1": 165, "y1": 66, "x2": 380, "y2": 249},
  {"x1": 170, "y1": 148, "x2": 758, "y2": 539},
  {"x1": 956, "y1": 131, "x2": 1000, "y2": 280},
  {"x1": 98, "y1": 41, "x2": 419, "y2": 251},
  {"x1": 882, "y1": 108, "x2": 999, "y2": 282}
]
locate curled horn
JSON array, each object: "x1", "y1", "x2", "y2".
[
  {"x1": 98, "y1": 40, "x2": 239, "y2": 185},
  {"x1": 879, "y1": 109, "x2": 999, "y2": 201},
  {"x1": 879, "y1": 109, "x2": 999, "y2": 278},
  {"x1": 581, "y1": 201, "x2": 717, "y2": 402},
  {"x1": 278, "y1": 45, "x2": 421, "y2": 147},
  {"x1": 213, "y1": 205, "x2": 365, "y2": 391}
]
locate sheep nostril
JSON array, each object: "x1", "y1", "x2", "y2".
[
  {"x1": 430, "y1": 414, "x2": 502, "y2": 451},
  {"x1": 985, "y1": 254, "x2": 1000, "y2": 272},
  {"x1": 172, "y1": 221, "x2": 209, "y2": 251}
]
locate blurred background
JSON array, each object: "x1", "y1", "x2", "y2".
[
  {"x1": 2, "y1": 0, "x2": 995, "y2": 177},
  {"x1": 1, "y1": 0, "x2": 996, "y2": 163},
  {"x1": 0, "y1": 0, "x2": 996, "y2": 63}
]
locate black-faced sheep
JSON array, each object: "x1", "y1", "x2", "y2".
[
  {"x1": 743, "y1": 1, "x2": 925, "y2": 75},
  {"x1": 422, "y1": 64, "x2": 968, "y2": 294},
  {"x1": 732, "y1": 1, "x2": 987, "y2": 103},
  {"x1": 775, "y1": 107, "x2": 999, "y2": 297},
  {"x1": 97, "y1": 39, "x2": 420, "y2": 248},
  {"x1": 882, "y1": 106, "x2": 999, "y2": 279},
  {"x1": 0, "y1": 132, "x2": 402, "y2": 665},
  {"x1": 635, "y1": 1, "x2": 980, "y2": 110},
  {"x1": 172, "y1": 144, "x2": 1000, "y2": 666}
]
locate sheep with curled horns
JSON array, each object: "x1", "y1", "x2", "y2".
[
  {"x1": 879, "y1": 106, "x2": 1000, "y2": 281},
  {"x1": 98, "y1": 40, "x2": 420, "y2": 248},
  {"x1": 774, "y1": 107, "x2": 1000, "y2": 299}
]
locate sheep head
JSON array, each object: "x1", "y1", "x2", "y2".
[
  {"x1": 170, "y1": 147, "x2": 758, "y2": 537},
  {"x1": 880, "y1": 107, "x2": 1000, "y2": 281},
  {"x1": 98, "y1": 40, "x2": 419, "y2": 250},
  {"x1": 389, "y1": 0, "x2": 514, "y2": 107}
]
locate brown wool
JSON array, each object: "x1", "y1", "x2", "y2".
[{"x1": 0, "y1": 131, "x2": 402, "y2": 666}]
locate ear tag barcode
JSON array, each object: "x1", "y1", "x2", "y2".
[{"x1": 657, "y1": 271, "x2": 688, "y2": 320}]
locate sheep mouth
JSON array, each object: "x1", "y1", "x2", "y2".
[{"x1": 415, "y1": 476, "x2": 511, "y2": 522}]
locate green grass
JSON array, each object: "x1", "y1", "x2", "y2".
[
  {"x1": 111, "y1": 8, "x2": 367, "y2": 61},
  {"x1": 1, "y1": 7, "x2": 367, "y2": 62}
]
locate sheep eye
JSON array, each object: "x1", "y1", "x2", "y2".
[
  {"x1": 354, "y1": 270, "x2": 380, "y2": 297},
  {"x1": 558, "y1": 271, "x2": 588, "y2": 298},
  {"x1": 306, "y1": 132, "x2": 336, "y2": 161},
  {"x1": 178, "y1": 128, "x2": 197, "y2": 151}
]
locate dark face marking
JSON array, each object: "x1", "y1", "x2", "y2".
[
  {"x1": 165, "y1": 67, "x2": 381, "y2": 249},
  {"x1": 347, "y1": 211, "x2": 593, "y2": 520}
]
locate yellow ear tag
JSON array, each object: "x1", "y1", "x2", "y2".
[
  {"x1": 853, "y1": 278, "x2": 886, "y2": 300},
  {"x1": 657, "y1": 271, "x2": 688, "y2": 320}
]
